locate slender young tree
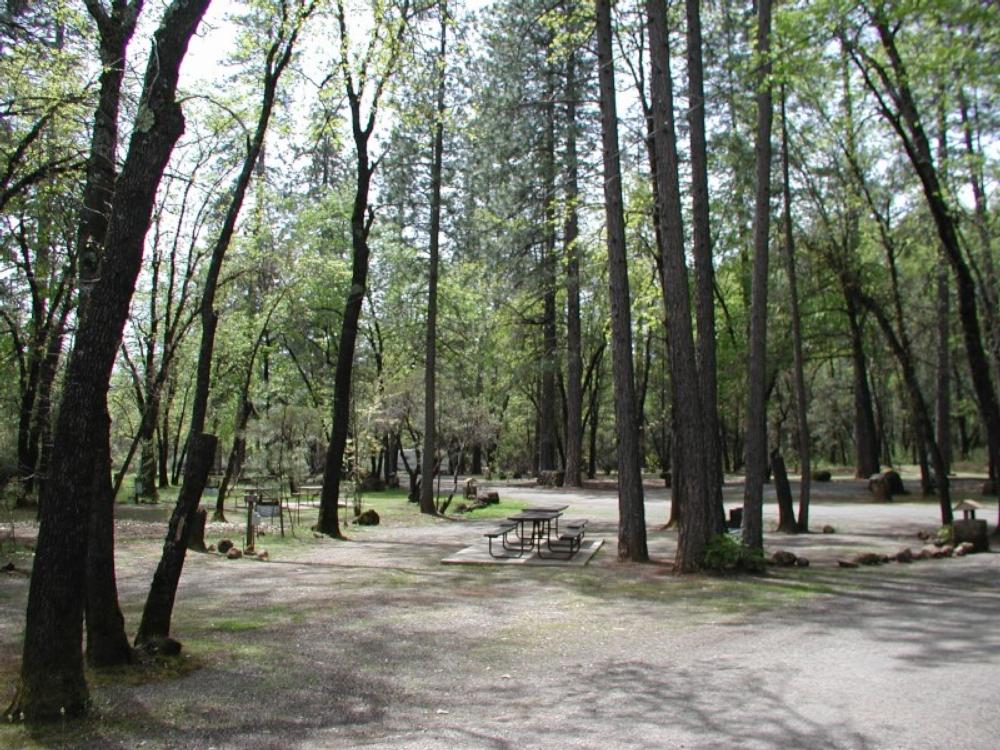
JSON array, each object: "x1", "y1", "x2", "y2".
[
  {"x1": 845, "y1": 6, "x2": 1000, "y2": 502},
  {"x1": 742, "y1": 0, "x2": 773, "y2": 552},
  {"x1": 562, "y1": 47, "x2": 584, "y2": 488},
  {"x1": 595, "y1": 0, "x2": 647, "y2": 562},
  {"x1": 420, "y1": 0, "x2": 447, "y2": 515},
  {"x1": 779, "y1": 83, "x2": 810, "y2": 532},
  {"x1": 136, "y1": 1, "x2": 312, "y2": 647},
  {"x1": 317, "y1": 0, "x2": 414, "y2": 535}
]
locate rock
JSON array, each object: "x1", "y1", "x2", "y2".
[
  {"x1": 226, "y1": 547, "x2": 243, "y2": 559},
  {"x1": 868, "y1": 470, "x2": 906, "y2": 501},
  {"x1": 142, "y1": 636, "x2": 182, "y2": 656},
  {"x1": 811, "y1": 470, "x2": 832, "y2": 482},
  {"x1": 954, "y1": 542, "x2": 975, "y2": 557},
  {"x1": 728, "y1": 507, "x2": 743, "y2": 530},
  {"x1": 486, "y1": 491, "x2": 500, "y2": 504},
  {"x1": 939, "y1": 544, "x2": 954, "y2": 558},
  {"x1": 953, "y1": 519, "x2": 989, "y2": 553},
  {"x1": 256, "y1": 549, "x2": 269, "y2": 561},
  {"x1": 356, "y1": 509, "x2": 380, "y2": 526},
  {"x1": 771, "y1": 550, "x2": 798, "y2": 567},
  {"x1": 822, "y1": 525, "x2": 836, "y2": 534},
  {"x1": 893, "y1": 548, "x2": 914, "y2": 563},
  {"x1": 838, "y1": 560, "x2": 859, "y2": 568},
  {"x1": 919, "y1": 544, "x2": 940, "y2": 559},
  {"x1": 360, "y1": 475, "x2": 385, "y2": 492},
  {"x1": 794, "y1": 557, "x2": 810, "y2": 568},
  {"x1": 853, "y1": 552, "x2": 885, "y2": 566},
  {"x1": 217, "y1": 539, "x2": 234, "y2": 554}
]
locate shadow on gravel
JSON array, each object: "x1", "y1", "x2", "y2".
[{"x1": 770, "y1": 561, "x2": 1000, "y2": 669}]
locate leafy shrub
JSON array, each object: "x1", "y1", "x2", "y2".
[{"x1": 703, "y1": 533, "x2": 765, "y2": 573}]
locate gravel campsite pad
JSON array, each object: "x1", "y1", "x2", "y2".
[{"x1": 2, "y1": 476, "x2": 999, "y2": 749}]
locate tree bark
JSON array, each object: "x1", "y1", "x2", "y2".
[
  {"x1": 318, "y1": 0, "x2": 408, "y2": 534},
  {"x1": 135, "y1": 432, "x2": 217, "y2": 644},
  {"x1": 854, "y1": 12, "x2": 1000, "y2": 501},
  {"x1": 562, "y1": 49, "x2": 583, "y2": 488},
  {"x1": 85, "y1": 407, "x2": 133, "y2": 668},
  {"x1": 420, "y1": 3, "x2": 446, "y2": 515},
  {"x1": 10, "y1": 0, "x2": 209, "y2": 720},
  {"x1": 779, "y1": 83, "x2": 810, "y2": 532},
  {"x1": 646, "y1": 0, "x2": 712, "y2": 570},
  {"x1": 138, "y1": 9, "x2": 308, "y2": 644},
  {"x1": 686, "y1": 0, "x2": 725, "y2": 536},
  {"x1": 596, "y1": 0, "x2": 647, "y2": 562},
  {"x1": 742, "y1": 0, "x2": 773, "y2": 553},
  {"x1": 771, "y1": 449, "x2": 797, "y2": 533}
]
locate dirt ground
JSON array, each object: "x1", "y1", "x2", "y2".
[{"x1": 1, "y1": 474, "x2": 999, "y2": 749}]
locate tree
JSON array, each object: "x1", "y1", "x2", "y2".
[
  {"x1": 136, "y1": 0, "x2": 313, "y2": 648},
  {"x1": 595, "y1": 0, "x2": 646, "y2": 563},
  {"x1": 9, "y1": 0, "x2": 212, "y2": 720},
  {"x1": 645, "y1": 0, "x2": 712, "y2": 570},
  {"x1": 742, "y1": 0, "x2": 773, "y2": 553},
  {"x1": 778, "y1": 83, "x2": 811, "y2": 532},
  {"x1": 420, "y1": 0, "x2": 448, "y2": 515},
  {"x1": 844, "y1": 3, "x2": 1000, "y2": 500},
  {"x1": 316, "y1": 0, "x2": 415, "y2": 536}
]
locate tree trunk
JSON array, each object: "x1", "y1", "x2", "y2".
[
  {"x1": 742, "y1": 0, "x2": 773, "y2": 553},
  {"x1": 845, "y1": 291, "x2": 880, "y2": 478},
  {"x1": 317, "y1": 0, "x2": 405, "y2": 533},
  {"x1": 85, "y1": 407, "x2": 133, "y2": 668},
  {"x1": 596, "y1": 0, "x2": 647, "y2": 562},
  {"x1": 562, "y1": 53, "x2": 583, "y2": 488},
  {"x1": 135, "y1": 433, "x2": 217, "y2": 645},
  {"x1": 780, "y1": 83, "x2": 810, "y2": 532},
  {"x1": 858, "y1": 14, "x2": 1000, "y2": 502},
  {"x1": 647, "y1": 0, "x2": 712, "y2": 570},
  {"x1": 420, "y1": 4, "x2": 446, "y2": 516},
  {"x1": 138, "y1": 14, "x2": 307, "y2": 644},
  {"x1": 686, "y1": 0, "x2": 725, "y2": 536},
  {"x1": 771, "y1": 449, "x2": 797, "y2": 533},
  {"x1": 10, "y1": 0, "x2": 209, "y2": 720},
  {"x1": 936, "y1": 262, "x2": 952, "y2": 473}
]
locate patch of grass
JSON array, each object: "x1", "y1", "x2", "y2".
[
  {"x1": 210, "y1": 618, "x2": 265, "y2": 633},
  {"x1": 88, "y1": 651, "x2": 204, "y2": 688},
  {"x1": 451, "y1": 499, "x2": 528, "y2": 520}
]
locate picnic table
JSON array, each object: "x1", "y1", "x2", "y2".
[{"x1": 483, "y1": 505, "x2": 587, "y2": 559}]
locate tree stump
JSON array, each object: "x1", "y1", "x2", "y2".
[
  {"x1": 869, "y1": 470, "x2": 905, "y2": 501},
  {"x1": 187, "y1": 507, "x2": 208, "y2": 552},
  {"x1": 953, "y1": 519, "x2": 989, "y2": 553}
]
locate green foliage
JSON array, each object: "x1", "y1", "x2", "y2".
[{"x1": 703, "y1": 533, "x2": 765, "y2": 573}]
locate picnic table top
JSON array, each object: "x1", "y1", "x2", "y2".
[
  {"x1": 523, "y1": 504, "x2": 569, "y2": 513},
  {"x1": 508, "y1": 509, "x2": 563, "y2": 521}
]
